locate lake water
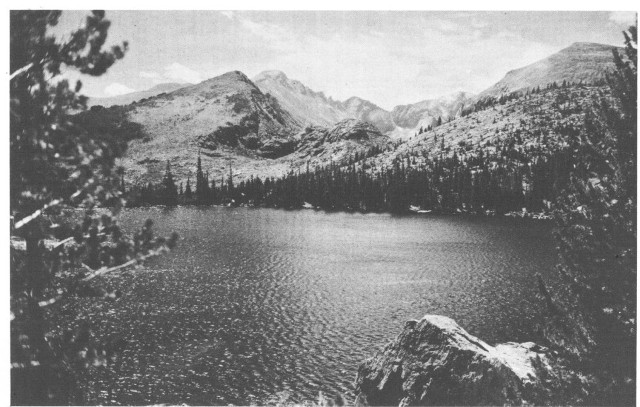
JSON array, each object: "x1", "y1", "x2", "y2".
[{"x1": 65, "y1": 206, "x2": 557, "y2": 405}]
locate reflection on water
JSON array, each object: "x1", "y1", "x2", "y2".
[{"x1": 61, "y1": 206, "x2": 557, "y2": 405}]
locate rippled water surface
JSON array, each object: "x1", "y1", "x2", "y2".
[{"x1": 66, "y1": 207, "x2": 557, "y2": 405}]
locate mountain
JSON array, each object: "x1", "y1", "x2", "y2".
[
  {"x1": 391, "y1": 91, "x2": 472, "y2": 130},
  {"x1": 253, "y1": 70, "x2": 348, "y2": 127},
  {"x1": 339, "y1": 97, "x2": 396, "y2": 133},
  {"x1": 87, "y1": 83, "x2": 187, "y2": 108},
  {"x1": 480, "y1": 42, "x2": 620, "y2": 98},
  {"x1": 116, "y1": 71, "x2": 301, "y2": 184},
  {"x1": 253, "y1": 70, "x2": 465, "y2": 137},
  {"x1": 254, "y1": 70, "x2": 395, "y2": 134}
]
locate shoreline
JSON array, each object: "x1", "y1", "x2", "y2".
[{"x1": 121, "y1": 201, "x2": 555, "y2": 221}]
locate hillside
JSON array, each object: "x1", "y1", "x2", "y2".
[
  {"x1": 87, "y1": 83, "x2": 187, "y2": 108},
  {"x1": 479, "y1": 42, "x2": 620, "y2": 98},
  {"x1": 115, "y1": 71, "x2": 301, "y2": 185},
  {"x1": 370, "y1": 84, "x2": 606, "y2": 171}
]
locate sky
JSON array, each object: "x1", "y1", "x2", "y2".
[{"x1": 52, "y1": 10, "x2": 636, "y2": 110}]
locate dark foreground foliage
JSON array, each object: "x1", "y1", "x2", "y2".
[
  {"x1": 537, "y1": 25, "x2": 637, "y2": 406},
  {"x1": 10, "y1": 11, "x2": 177, "y2": 404}
]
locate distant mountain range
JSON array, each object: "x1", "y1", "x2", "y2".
[
  {"x1": 253, "y1": 70, "x2": 397, "y2": 133},
  {"x1": 252, "y1": 70, "x2": 348, "y2": 127},
  {"x1": 83, "y1": 41, "x2": 620, "y2": 185},
  {"x1": 253, "y1": 69, "x2": 469, "y2": 136}
]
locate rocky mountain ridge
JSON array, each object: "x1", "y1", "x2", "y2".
[
  {"x1": 253, "y1": 70, "x2": 470, "y2": 138},
  {"x1": 115, "y1": 70, "x2": 302, "y2": 184},
  {"x1": 253, "y1": 70, "x2": 349, "y2": 127},
  {"x1": 290, "y1": 119, "x2": 390, "y2": 170}
]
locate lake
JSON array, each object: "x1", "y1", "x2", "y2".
[{"x1": 61, "y1": 206, "x2": 558, "y2": 405}]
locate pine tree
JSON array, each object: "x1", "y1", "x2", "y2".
[
  {"x1": 195, "y1": 152, "x2": 206, "y2": 203},
  {"x1": 185, "y1": 176, "x2": 193, "y2": 201},
  {"x1": 161, "y1": 160, "x2": 178, "y2": 205},
  {"x1": 227, "y1": 163, "x2": 234, "y2": 202},
  {"x1": 542, "y1": 24, "x2": 637, "y2": 405}
]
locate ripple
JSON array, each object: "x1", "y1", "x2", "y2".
[{"x1": 57, "y1": 207, "x2": 557, "y2": 405}]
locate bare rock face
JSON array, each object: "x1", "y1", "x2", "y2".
[
  {"x1": 355, "y1": 315, "x2": 560, "y2": 406},
  {"x1": 254, "y1": 70, "x2": 350, "y2": 127},
  {"x1": 293, "y1": 119, "x2": 389, "y2": 167}
]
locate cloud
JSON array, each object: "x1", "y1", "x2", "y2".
[
  {"x1": 237, "y1": 16, "x2": 297, "y2": 53},
  {"x1": 407, "y1": 28, "x2": 558, "y2": 101},
  {"x1": 139, "y1": 70, "x2": 165, "y2": 84},
  {"x1": 104, "y1": 83, "x2": 136, "y2": 96},
  {"x1": 220, "y1": 11, "x2": 234, "y2": 20},
  {"x1": 164, "y1": 63, "x2": 203, "y2": 84},
  {"x1": 229, "y1": 14, "x2": 556, "y2": 108},
  {"x1": 139, "y1": 64, "x2": 204, "y2": 85},
  {"x1": 140, "y1": 71, "x2": 162, "y2": 79},
  {"x1": 609, "y1": 11, "x2": 636, "y2": 26},
  {"x1": 434, "y1": 19, "x2": 461, "y2": 33}
]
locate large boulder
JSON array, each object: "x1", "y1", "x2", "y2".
[{"x1": 355, "y1": 315, "x2": 561, "y2": 406}]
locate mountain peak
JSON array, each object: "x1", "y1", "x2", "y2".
[
  {"x1": 215, "y1": 70, "x2": 251, "y2": 83},
  {"x1": 479, "y1": 41, "x2": 619, "y2": 98},
  {"x1": 173, "y1": 70, "x2": 257, "y2": 97},
  {"x1": 343, "y1": 96, "x2": 366, "y2": 104}
]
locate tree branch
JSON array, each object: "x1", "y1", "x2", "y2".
[
  {"x1": 81, "y1": 247, "x2": 167, "y2": 282},
  {"x1": 13, "y1": 199, "x2": 62, "y2": 230},
  {"x1": 10, "y1": 62, "x2": 34, "y2": 80}
]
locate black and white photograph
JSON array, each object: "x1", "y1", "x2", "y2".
[{"x1": 7, "y1": 5, "x2": 638, "y2": 406}]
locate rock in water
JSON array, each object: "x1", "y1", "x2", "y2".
[{"x1": 355, "y1": 315, "x2": 559, "y2": 406}]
